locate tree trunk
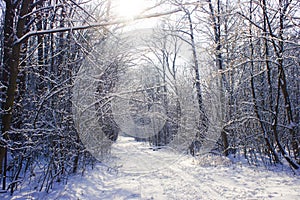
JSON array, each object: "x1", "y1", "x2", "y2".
[
  {"x1": 185, "y1": 9, "x2": 207, "y2": 141},
  {"x1": 208, "y1": 0, "x2": 229, "y2": 155},
  {"x1": 0, "y1": 0, "x2": 31, "y2": 190},
  {"x1": 250, "y1": 0, "x2": 280, "y2": 163},
  {"x1": 261, "y1": 0, "x2": 299, "y2": 169}
]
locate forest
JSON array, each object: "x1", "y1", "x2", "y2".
[{"x1": 0, "y1": 0, "x2": 299, "y2": 196}]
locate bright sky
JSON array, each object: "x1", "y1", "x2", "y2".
[
  {"x1": 114, "y1": 0, "x2": 149, "y2": 19},
  {"x1": 112, "y1": 0, "x2": 160, "y2": 29}
]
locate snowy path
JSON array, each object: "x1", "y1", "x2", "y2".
[{"x1": 8, "y1": 136, "x2": 300, "y2": 200}]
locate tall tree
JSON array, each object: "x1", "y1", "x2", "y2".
[{"x1": 1, "y1": 0, "x2": 32, "y2": 189}]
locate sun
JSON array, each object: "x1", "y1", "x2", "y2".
[{"x1": 114, "y1": 0, "x2": 147, "y2": 19}]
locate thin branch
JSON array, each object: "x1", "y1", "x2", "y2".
[{"x1": 14, "y1": 9, "x2": 181, "y2": 45}]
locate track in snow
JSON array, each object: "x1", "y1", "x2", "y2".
[{"x1": 8, "y1": 136, "x2": 300, "y2": 200}]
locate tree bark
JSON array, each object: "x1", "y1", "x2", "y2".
[
  {"x1": 261, "y1": 0, "x2": 299, "y2": 169},
  {"x1": 0, "y1": 0, "x2": 31, "y2": 190},
  {"x1": 208, "y1": 0, "x2": 229, "y2": 155},
  {"x1": 249, "y1": 0, "x2": 280, "y2": 163},
  {"x1": 185, "y1": 8, "x2": 208, "y2": 142}
]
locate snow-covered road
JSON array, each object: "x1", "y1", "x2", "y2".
[{"x1": 9, "y1": 136, "x2": 300, "y2": 200}]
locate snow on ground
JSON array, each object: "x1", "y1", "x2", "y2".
[{"x1": 4, "y1": 136, "x2": 300, "y2": 200}]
